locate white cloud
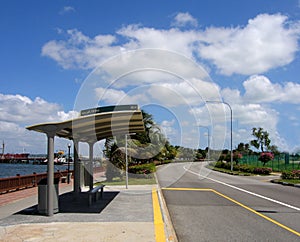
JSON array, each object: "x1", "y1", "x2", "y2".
[
  {"x1": 243, "y1": 75, "x2": 300, "y2": 104},
  {"x1": 198, "y1": 14, "x2": 300, "y2": 75},
  {"x1": 0, "y1": 94, "x2": 79, "y2": 153},
  {"x1": 160, "y1": 119, "x2": 177, "y2": 137},
  {"x1": 117, "y1": 25, "x2": 199, "y2": 58},
  {"x1": 219, "y1": 75, "x2": 300, "y2": 151},
  {"x1": 172, "y1": 12, "x2": 198, "y2": 28},
  {"x1": 0, "y1": 94, "x2": 78, "y2": 124},
  {"x1": 59, "y1": 6, "x2": 75, "y2": 15},
  {"x1": 189, "y1": 73, "x2": 300, "y2": 151},
  {"x1": 41, "y1": 13, "x2": 300, "y2": 76},
  {"x1": 41, "y1": 29, "x2": 120, "y2": 69},
  {"x1": 39, "y1": 13, "x2": 300, "y2": 152},
  {"x1": 95, "y1": 87, "x2": 127, "y2": 104}
]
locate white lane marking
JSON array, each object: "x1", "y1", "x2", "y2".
[{"x1": 183, "y1": 165, "x2": 300, "y2": 212}]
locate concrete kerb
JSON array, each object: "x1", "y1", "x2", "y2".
[
  {"x1": 154, "y1": 173, "x2": 178, "y2": 242},
  {"x1": 271, "y1": 179, "x2": 300, "y2": 188}
]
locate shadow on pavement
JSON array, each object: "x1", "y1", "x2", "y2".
[{"x1": 17, "y1": 191, "x2": 119, "y2": 215}]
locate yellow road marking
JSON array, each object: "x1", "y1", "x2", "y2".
[
  {"x1": 162, "y1": 187, "x2": 213, "y2": 192},
  {"x1": 152, "y1": 188, "x2": 166, "y2": 242},
  {"x1": 162, "y1": 187, "x2": 300, "y2": 237}
]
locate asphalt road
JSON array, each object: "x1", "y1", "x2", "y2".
[{"x1": 156, "y1": 162, "x2": 300, "y2": 242}]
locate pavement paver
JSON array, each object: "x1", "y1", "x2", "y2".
[{"x1": 0, "y1": 182, "x2": 176, "y2": 242}]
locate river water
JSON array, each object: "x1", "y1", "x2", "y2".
[{"x1": 0, "y1": 163, "x2": 74, "y2": 178}]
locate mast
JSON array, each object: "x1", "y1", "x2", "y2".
[{"x1": 1, "y1": 141, "x2": 4, "y2": 158}]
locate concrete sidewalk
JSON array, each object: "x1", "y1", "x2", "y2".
[{"x1": 0, "y1": 184, "x2": 176, "y2": 242}]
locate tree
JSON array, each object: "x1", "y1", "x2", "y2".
[
  {"x1": 269, "y1": 145, "x2": 280, "y2": 155},
  {"x1": 259, "y1": 152, "x2": 274, "y2": 166},
  {"x1": 250, "y1": 127, "x2": 271, "y2": 152},
  {"x1": 163, "y1": 140, "x2": 178, "y2": 160},
  {"x1": 250, "y1": 127, "x2": 275, "y2": 166},
  {"x1": 104, "y1": 110, "x2": 169, "y2": 167},
  {"x1": 135, "y1": 110, "x2": 155, "y2": 144},
  {"x1": 236, "y1": 142, "x2": 252, "y2": 154}
]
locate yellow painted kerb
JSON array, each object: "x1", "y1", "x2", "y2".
[{"x1": 152, "y1": 188, "x2": 166, "y2": 242}]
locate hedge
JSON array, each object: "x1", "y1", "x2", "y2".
[
  {"x1": 213, "y1": 162, "x2": 272, "y2": 175},
  {"x1": 128, "y1": 163, "x2": 156, "y2": 174},
  {"x1": 281, "y1": 170, "x2": 300, "y2": 179}
]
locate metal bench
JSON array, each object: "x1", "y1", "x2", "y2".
[{"x1": 88, "y1": 184, "x2": 105, "y2": 206}]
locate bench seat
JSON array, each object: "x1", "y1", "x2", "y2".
[{"x1": 88, "y1": 184, "x2": 105, "y2": 206}]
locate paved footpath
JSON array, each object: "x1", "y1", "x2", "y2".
[{"x1": 0, "y1": 180, "x2": 176, "y2": 242}]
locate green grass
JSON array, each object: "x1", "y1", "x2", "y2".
[
  {"x1": 278, "y1": 179, "x2": 300, "y2": 185},
  {"x1": 94, "y1": 176, "x2": 157, "y2": 186},
  {"x1": 207, "y1": 165, "x2": 252, "y2": 176},
  {"x1": 210, "y1": 164, "x2": 300, "y2": 185}
]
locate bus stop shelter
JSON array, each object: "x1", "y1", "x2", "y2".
[{"x1": 26, "y1": 104, "x2": 145, "y2": 216}]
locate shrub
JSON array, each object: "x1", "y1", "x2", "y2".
[
  {"x1": 233, "y1": 152, "x2": 243, "y2": 164},
  {"x1": 214, "y1": 161, "x2": 225, "y2": 168},
  {"x1": 214, "y1": 161, "x2": 231, "y2": 169},
  {"x1": 253, "y1": 167, "x2": 272, "y2": 175},
  {"x1": 239, "y1": 165, "x2": 254, "y2": 173},
  {"x1": 232, "y1": 164, "x2": 240, "y2": 171},
  {"x1": 214, "y1": 162, "x2": 270, "y2": 175},
  {"x1": 293, "y1": 170, "x2": 300, "y2": 179},
  {"x1": 259, "y1": 152, "x2": 274, "y2": 166},
  {"x1": 281, "y1": 170, "x2": 300, "y2": 180},
  {"x1": 128, "y1": 163, "x2": 156, "y2": 175}
]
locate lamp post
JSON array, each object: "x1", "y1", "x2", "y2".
[
  {"x1": 67, "y1": 143, "x2": 71, "y2": 184},
  {"x1": 125, "y1": 133, "x2": 135, "y2": 189},
  {"x1": 198, "y1": 125, "x2": 210, "y2": 161},
  {"x1": 206, "y1": 101, "x2": 233, "y2": 171}
]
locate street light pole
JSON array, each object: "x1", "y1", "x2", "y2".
[
  {"x1": 67, "y1": 143, "x2": 71, "y2": 184},
  {"x1": 198, "y1": 125, "x2": 210, "y2": 161},
  {"x1": 206, "y1": 101, "x2": 233, "y2": 171}
]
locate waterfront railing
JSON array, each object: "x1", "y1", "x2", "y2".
[
  {"x1": 0, "y1": 170, "x2": 72, "y2": 194},
  {"x1": 0, "y1": 166, "x2": 104, "y2": 194}
]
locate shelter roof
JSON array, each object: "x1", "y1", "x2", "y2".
[{"x1": 26, "y1": 105, "x2": 145, "y2": 142}]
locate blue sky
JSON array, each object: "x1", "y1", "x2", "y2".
[{"x1": 1, "y1": 0, "x2": 300, "y2": 155}]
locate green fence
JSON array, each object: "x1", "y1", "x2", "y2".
[{"x1": 238, "y1": 154, "x2": 300, "y2": 172}]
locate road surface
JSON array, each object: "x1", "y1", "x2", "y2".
[{"x1": 156, "y1": 162, "x2": 300, "y2": 242}]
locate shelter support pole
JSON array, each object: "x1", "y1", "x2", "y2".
[
  {"x1": 73, "y1": 140, "x2": 81, "y2": 198},
  {"x1": 46, "y1": 132, "x2": 55, "y2": 216},
  {"x1": 125, "y1": 134, "x2": 128, "y2": 189},
  {"x1": 88, "y1": 142, "x2": 94, "y2": 190}
]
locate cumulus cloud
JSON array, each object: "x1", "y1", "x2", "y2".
[
  {"x1": 41, "y1": 29, "x2": 120, "y2": 69},
  {"x1": 39, "y1": 13, "x2": 300, "y2": 152},
  {"x1": 117, "y1": 25, "x2": 199, "y2": 58},
  {"x1": 189, "y1": 73, "x2": 300, "y2": 151},
  {"x1": 243, "y1": 75, "x2": 300, "y2": 104},
  {"x1": 0, "y1": 94, "x2": 78, "y2": 124},
  {"x1": 160, "y1": 119, "x2": 177, "y2": 136},
  {"x1": 220, "y1": 75, "x2": 300, "y2": 151},
  {"x1": 198, "y1": 14, "x2": 300, "y2": 75},
  {"x1": 172, "y1": 12, "x2": 198, "y2": 27},
  {"x1": 42, "y1": 13, "x2": 300, "y2": 76},
  {"x1": 0, "y1": 94, "x2": 79, "y2": 153}
]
